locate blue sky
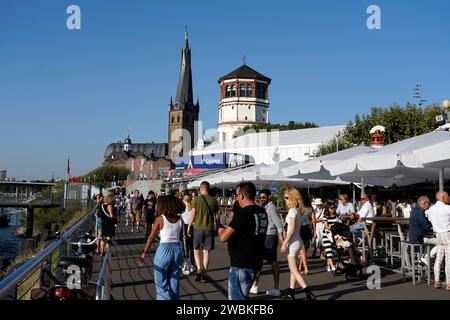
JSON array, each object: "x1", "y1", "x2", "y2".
[{"x1": 1, "y1": 0, "x2": 450, "y2": 180}]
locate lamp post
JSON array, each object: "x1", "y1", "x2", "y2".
[{"x1": 335, "y1": 131, "x2": 341, "y2": 152}]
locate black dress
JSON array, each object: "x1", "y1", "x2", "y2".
[{"x1": 100, "y1": 204, "x2": 115, "y2": 238}]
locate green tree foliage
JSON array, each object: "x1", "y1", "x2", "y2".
[
  {"x1": 242, "y1": 121, "x2": 318, "y2": 133},
  {"x1": 80, "y1": 165, "x2": 130, "y2": 192},
  {"x1": 316, "y1": 103, "x2": 443, "y2": 156}
]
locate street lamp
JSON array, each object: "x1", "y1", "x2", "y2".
[{"x1": 335, "y1": 131, "x2": 341, "y2": 152}]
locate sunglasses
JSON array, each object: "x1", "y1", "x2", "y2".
[{"x1": 284, "y1": 196, "x2": 289, "y2": 200}]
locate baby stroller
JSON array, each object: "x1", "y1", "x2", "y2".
[{"x1": 330, "y1": 223, "x2": 364, "y2": 280}]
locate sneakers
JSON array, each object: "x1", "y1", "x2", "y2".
[
  {"x1": 249, "y1": 285, "x2": 258, "y2": 294},
  {"x1": 189, "y1": 264, "x2": 197, "y2": 273},
  {"x1": 419, "y1": 256, "x2": 429, "y2": 267},
  {"x1": 266, "y1": 288, "x2": 281, "y2": 297},
  {"x1": 326, "y1": 266, "x2": 332, "y2": 272}
]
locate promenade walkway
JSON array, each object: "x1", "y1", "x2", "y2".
[{"x1": 107, "y1": 224, "x2": 449, "y2": 300}]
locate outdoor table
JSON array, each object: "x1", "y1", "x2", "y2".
[{"x1": 363, "y1": 216, "x2": 410, "y2": 248}]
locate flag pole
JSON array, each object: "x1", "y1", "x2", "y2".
[{"x1": 65, "y1": 156, "x2": 70, "y2": 209}]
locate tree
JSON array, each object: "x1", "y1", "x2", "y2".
[
  {"x1": 316, "y1": 103, "x2": 443, "y2": 157},
  {"x1": 80, "y1": 165, "x2": 130, "y2": 192},
  {"x1": 242, "y1": 121, "x2": 318, "y2": 133}
]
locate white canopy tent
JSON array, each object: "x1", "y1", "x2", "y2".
[{"x1": 328, "y1": 127, "x2": 450, "y2": 191}]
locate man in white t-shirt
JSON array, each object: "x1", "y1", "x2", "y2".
[
  {"x1": 425, "y1": 191, "x2": 450, "y2": 289},
  {"x1": 336, "y1": 194, "x2": 356, "y2": 223},
  {"x1": 350, "y1": 194, "x2": 375, "y2": 240}
]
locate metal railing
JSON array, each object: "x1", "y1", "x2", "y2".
[
  {"x1": 0, "y1": 207, "x2": 95, "y2": 300},
  {"x1": 95, "y1": 249, "x2": 113, "y2": 300}
]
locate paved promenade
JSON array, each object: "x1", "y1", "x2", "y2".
[{"x1": 107, "y1": 224, "x2": 449, "y2": 300}]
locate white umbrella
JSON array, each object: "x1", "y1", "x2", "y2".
[{"x1": 328, "y1": 128, "x2": 450, "y2": 191}]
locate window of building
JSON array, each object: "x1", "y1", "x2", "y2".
[
  {"x1": 232, "y1": 106, "x2": 234, "y2": 110},
  {"x1": 247, "y1": 84, "x2": 253, "y2": 97},
  {"x1": 245, "y1": 116, "x2": 248, "y2": 120},
  {"x1": 263, "y1": 117, "x2": 265, "y2": 122},
  {"x1": 171, "y1": 116, "x2": 174, "y2": 123},
  {"x1": 256, "y1": 83, "x2": 264, "y2": 99},
  {"x1": 231, "y1": 85, "x2": 236, "y2": 97},
  {"x1": 177, "y1": 115, "x2": 180, "y2": 123},
  {"x1": 263, "y1": 110, "x2": 266, "y2": 114},
  {"x1": 226, "y1": 85, "x2": 230, "y2": 98},
  {"x1": 248, "y1": 106, "x2": 251, "y2": 110},
  {"x1": 240, "y1": 84, "x2": 245, "y2": 96}
]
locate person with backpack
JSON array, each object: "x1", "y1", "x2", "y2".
[
  {"x1": 187, "y1": 181, "x2": 221, "y2": 283},
  {"x1": 217, "y1": 182, "x2": 268, "y2": 300}
]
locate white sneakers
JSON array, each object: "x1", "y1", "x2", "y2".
[
  {"x1": 250, "y1": 285, "x2": 258, "y2": 294},
  {"x1": 266, "y1": 288, "x2": 281, "y2": 297},
  {"x1": 420, "y1": 256, "x2": 429, "y2": 267},
  {"x1": 326, "y1": 266, "x2": 332, "y2": 272}
]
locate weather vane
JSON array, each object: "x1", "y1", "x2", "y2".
[{"x1": 242, "y1": 54, "x2": 247, "y2": 65}]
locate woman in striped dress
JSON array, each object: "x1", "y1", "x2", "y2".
[{"x1": 322, "y1": 201, "x2": 339, "y2": 272}]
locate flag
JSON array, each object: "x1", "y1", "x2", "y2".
[{"x1": 69, "y1": 177, "x2": 80, "y2": 183}]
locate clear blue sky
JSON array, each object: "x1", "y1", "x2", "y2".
[{"x1": 1, "y1": 0, "x2": 450, "y2": 180}]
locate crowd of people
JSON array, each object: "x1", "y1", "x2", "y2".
[{"x1": 94, "y1": 183, "x2": 450, "y2": 300}]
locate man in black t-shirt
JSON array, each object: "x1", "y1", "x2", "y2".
[
  {"x1": 218, "y1": 182, "x2": 268, "y2": 300},
  {"x1": 143, "y1": 191, "x2": 157, "y2": 236}
]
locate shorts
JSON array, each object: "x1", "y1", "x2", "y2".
[
  {"x1": 263, "y1": 235, "x2": 278, "y2": 262},
  {"x1": 130, "y1": 207, "x2": 141, "y2": 219},
  {"x1": 193, "y1": 229, "x2": 215, "y2": 251},
  {"x1": 96, "y1": 218, "x2": 103, "y2": 233},
  {"x1": 288, "y1": 239, "x2": 302, "y2": 257}
]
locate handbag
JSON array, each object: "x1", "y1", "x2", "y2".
[{"x1": 300, "y1": 224, "x2": 313, "y2": 241}]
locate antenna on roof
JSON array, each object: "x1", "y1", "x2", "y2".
[{"x1": 413, "y1": 82, "x2": 427, "y2": 107}]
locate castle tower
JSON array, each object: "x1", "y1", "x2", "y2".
[
  {"x1": 168, "y1": 31, "x2": 200, "y2": 160},
  {"x1": 217, "y1": 64, "x2": 271, "y2": 143}
]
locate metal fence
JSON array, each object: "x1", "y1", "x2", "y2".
[
  {"x1": 0, "y1": 207, "x2": 95, "y2": 300},
  {"x1": 95, "y1": 249, "x2": 113, "y2": 300}
]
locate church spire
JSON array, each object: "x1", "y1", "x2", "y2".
[{"x1": 174, "y1": 30, "x2": 194, "y2": 110}]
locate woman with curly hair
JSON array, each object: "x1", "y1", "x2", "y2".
[{"x1": 280, "y1": 188, "x2": 316, "y2": 300}]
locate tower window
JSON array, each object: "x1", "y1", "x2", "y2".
[
  {"x1": 248, "y1": 106, "x2": 251, "y2": 110},
  {"x1": 256, "y1": 83, "x2": 264, "y2": 99},
  {"x1": 226, "y1": 85, "x2": 231, "y2": 98},
  {"x1": 245, "y1": 116, "x2": 248, "y2": 120},
  {"x1": 247, "y1": 84, "x2": 253, "y2": 97},
  {"x1": 177, "y1": 115, "x2": 180, "y2": 123},
  {"x1": 231, "y1": 85, "x2": 236, "y2": 97},
  {"x1": 171, "y1": 116, "x2": 174, "y2": 123},
  {"x1": 240, "y1": 84, "x2": 245, "y2": 96},
  {"x1": 232, "y1": 106, "x2": 234, "y2": 110},
  {"x1": 263, "y1": 118, "x2": 265, "y2": 122},
  {"x1": 263, "y1": 110, "x2": 266, "y2": 114}
]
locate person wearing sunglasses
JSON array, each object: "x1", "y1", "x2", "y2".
[
  {"x1": 350, "y1": 194, "x2": 375, "y2": 241},
  {"x1": 322, "y1": 202, "x2": 339, "y2": 272},
  {"x1": 280, "y1": 188, "x2": 316, "y2": 300}
]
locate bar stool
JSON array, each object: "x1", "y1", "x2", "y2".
[
  {"x1": 401, "y1": 241, "x2": 425, "y2": 285},
  {"x1": 387, "y1": 233, "x2": 402, "y2": 266}
]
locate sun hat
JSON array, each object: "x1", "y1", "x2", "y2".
[{"x1": 312, "y1": 198, "x2": 323, "y2": 205}]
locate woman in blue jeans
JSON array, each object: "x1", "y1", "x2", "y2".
[{"x1": 139, "y1": 195, "x2": 185, "y2": 300}]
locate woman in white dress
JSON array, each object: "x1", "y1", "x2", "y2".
[{"x1": 280, "y1": 188, "x2": 316, "y2": 300}]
